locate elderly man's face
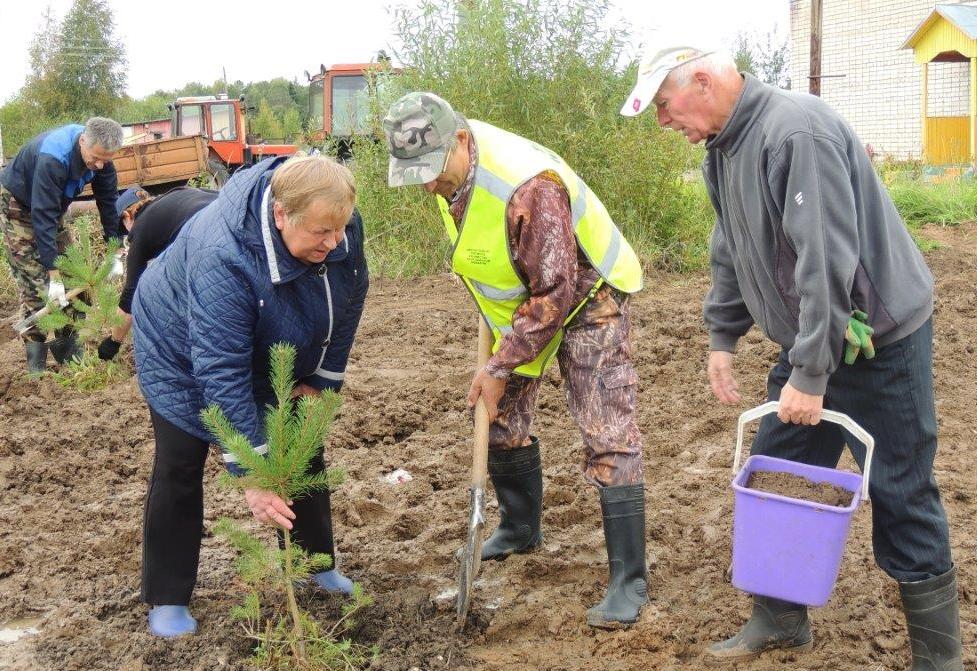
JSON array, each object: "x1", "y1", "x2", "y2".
[
  {"x1": 422, "y1": 129, "x2": 471, "y2": 200},
  {"x1": 653, "y1": 74, "x2": 716, "y2": 145},
  {"x1": 275, "y1": 198, "x2": 348, "y2": 265},
  {"x1": 79, "y1": 134, "x2": 116, "y2": 171}
]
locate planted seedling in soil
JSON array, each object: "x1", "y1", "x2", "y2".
[
  {"x1": 202, "y1": 343, "x2": 375, "y2": 670},
  {"x1": 37, "y1": 214, "x2": 127, "y2": 389}
]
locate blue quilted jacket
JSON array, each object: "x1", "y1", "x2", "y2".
[{"x1": 132, "y1": 157, "x2": 368, "y2": 473}]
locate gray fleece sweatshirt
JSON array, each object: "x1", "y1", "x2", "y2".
[{"x1": 703, "y1": 73, "x2": 933, "y2": 395}]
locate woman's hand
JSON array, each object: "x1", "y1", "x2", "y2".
[{"x1": 244, "y1": 488, "x2": 296, "y2": 529}]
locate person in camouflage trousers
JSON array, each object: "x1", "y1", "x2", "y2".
[
  {"x1": 1, "y1": 189, "x2": 78, "y2": 337},
  {"x1": 0, "y1": 117, "x2": 123, "y2": 375},
  {"x1": 383, "y1": 92, "x2": 647, "y2": 629}
]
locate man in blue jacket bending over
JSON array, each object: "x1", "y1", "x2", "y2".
[
  {"x1": 132, "y1": 155, "x2": 368, "y2": 638},
  {"x1": 0, "y1": 117, "x2": 124, "y2": 374}
]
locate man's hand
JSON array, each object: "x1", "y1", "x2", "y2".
[
  {"x1": 47, "y1": 279, "x2": 68, "y2": 307},
  {"x1": 777, "y1": 382, "x2": 823, "y2": 425},
  {"x1": 97, "y1": 336, "x2": 121, "y2": 361},
  {"x1": 844, "y1": 310, "x2": 875, "y2": 364},
  {"x1": 467, "y1": 367, "x2": 507, "y2": 423},
  {"x1": 708, "y1": 350, "x2": 741, "y2": 404},
  {"x1": 244, "y1": 488, "x2": 295, "y2": 529}
]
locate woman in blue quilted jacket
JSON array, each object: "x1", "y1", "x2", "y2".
[{"x1": 131, "y1": 155, "x2": 369, "y2": 638}]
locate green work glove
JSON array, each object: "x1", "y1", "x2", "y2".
[{"x1": 844, "y1": 310, "x2": 875, "y2": 364}]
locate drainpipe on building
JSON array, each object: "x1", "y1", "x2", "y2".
[{"x1": 809, "y1": 0, "x2": 822, "y2": 96}]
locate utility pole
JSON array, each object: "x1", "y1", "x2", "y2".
[{"x1": 810, "y1": 0, "x2": 823, "y2": 96}]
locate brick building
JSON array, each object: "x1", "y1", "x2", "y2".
[{"x1": 790, "y1": 0, "x2": 977, "y2": 162}]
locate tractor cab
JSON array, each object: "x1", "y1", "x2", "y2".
[{"x1": 171, "y1": 95, "x2": 297, "y2": 172}]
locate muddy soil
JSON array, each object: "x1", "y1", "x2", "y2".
[
  {"x1": 745, "y1": 471, "x2": 853, "y2": 508},
  {"x1": 0, "y1": 224, "x2": 974, "y2": 671}
]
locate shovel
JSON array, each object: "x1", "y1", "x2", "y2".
[
  {"x1": 455, "y1": 317, "x2": 493, "y2": 629},
  {"x1": 13, "y1": 286, "x2": 87, "y2": 336}
]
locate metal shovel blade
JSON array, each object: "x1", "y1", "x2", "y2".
[{"x1": 455, "y1": 485, "x2": 485, "y2": 628}]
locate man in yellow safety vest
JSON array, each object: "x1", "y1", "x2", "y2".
[{"x1": 384, "y1": 91, "x2": 647, "y2": 628}]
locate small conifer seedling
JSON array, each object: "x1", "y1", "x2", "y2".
[
  {"x1": 202, "y1": 343, "x2": 375, "y2": 670},
  {"x1": 37, "y1": 215, "x2": 126, "y2": 388}
]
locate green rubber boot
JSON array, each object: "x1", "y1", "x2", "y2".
[
  {"x1": 49, "y1": 330, "x2": 82, "y2": 365},
  {"x1": 705, "y1": 595, "x2": 812, "y2": 664},
  {"x1": 586, "y1": 484, "x2": 648, "y2": 629},
  {"x1": 900, "y1": 566, "x2": 963, "y2": 671},
  {"x1": 25, "y1": 340, "x2": 48, "y2": 377},
  {"x1": 481, "y1": 438, "x2": 543, "y2": 560}
]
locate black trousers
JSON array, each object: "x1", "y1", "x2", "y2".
[
  {"x1": 752, "y1": 319, "x2": 952, "y2": 583},
  {"x1": 141, "y1": 409, "x2": 337, "y2": 606}
]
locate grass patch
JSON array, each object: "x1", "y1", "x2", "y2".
[
  {"x1": 49, "y1": 352, "x2": 130, "y2": 391},
  {"x1": 888, "y1": 178, "x2": 977, "y2": 229}
]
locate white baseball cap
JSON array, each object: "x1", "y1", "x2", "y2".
[{"x1": 620, "y1": 46, "x2": 714, "y2": 117}]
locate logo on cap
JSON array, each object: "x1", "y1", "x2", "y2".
[{"x1": 632, "y1": 98, "x2": 641, "y2": 112}]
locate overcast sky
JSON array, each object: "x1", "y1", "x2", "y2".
[{"x1": 0, "y1": 0, "x2": 790, "y2": 103}]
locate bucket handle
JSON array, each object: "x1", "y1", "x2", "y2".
[{"x1": 733, "y1": 401, "x2": 875, "y2": 502}]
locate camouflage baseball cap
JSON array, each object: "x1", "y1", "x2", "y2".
[{"x1": 382, "y1": 92, "x2": 459, "y2": 187}]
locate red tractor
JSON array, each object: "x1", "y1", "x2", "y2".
[
  {"x1": 169, "y1": 95, "x2": 299, "y2": 185},
  {"x1": 306, "y1": 62, "x2": 397, "y2": 157}
]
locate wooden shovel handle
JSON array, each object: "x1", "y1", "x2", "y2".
[
  {"x1": 471, "y1": 318, "x2": 493, "y2": 487},
  {"x1": 14, "y1": 286, "x2": 86, "y2": 334}
]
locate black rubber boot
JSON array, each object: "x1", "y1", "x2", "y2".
[
  {"x1": 586, "y1": 484, "x2": 648, "y2": 629},
  {"x1": 25, "y1": 341, "x2": 48, "y2": 377},
  {"x1": 49, "y1": 330, "x2": 82, "y2": 365},
  {"x1": 705, "y1": 595, "x2": 812, "y2": 664},
  {"x1": 900, "y1": 566, "x2": 964, "y2": 671},
  {"x1": 481, "y1": 438, "x2": 543, "y2": 560}
]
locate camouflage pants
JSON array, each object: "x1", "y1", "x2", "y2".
[
  {"x1": 490, "y1": 286, "x2": 645, "y2": 487},
  {"x1": 0, "y1": 186, "x2": 76, "y2": 342}
]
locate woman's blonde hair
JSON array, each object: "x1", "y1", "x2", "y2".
[{"x1": 270, "y1": 155, "x2": 356, "y2": 227}]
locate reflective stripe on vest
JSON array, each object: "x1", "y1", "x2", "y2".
[{"x1": 439, "y1": 120, "x2": 642, "y2": 378}]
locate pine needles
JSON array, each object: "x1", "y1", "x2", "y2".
[{"x1": 202, "y1": 343, "x2": 375, "y2": 670}]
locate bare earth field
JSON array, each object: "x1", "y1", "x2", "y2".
[{"x1": 0, "y1": 224, "x2": 974, "y2": 671}]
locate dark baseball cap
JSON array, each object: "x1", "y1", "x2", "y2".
[{"x1": 115, "y1": 187, "x2": 144, "y2": 217}]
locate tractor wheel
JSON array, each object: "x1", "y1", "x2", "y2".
[{"x1": 206, "y1": 158, "x2": 230, "y2": 189}]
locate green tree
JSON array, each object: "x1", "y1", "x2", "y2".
[
  {"x1": 250, "y1": 98, "x2": 284, "y2": 141},
  {"x1": 202, "y1": 344, "x2": 374, "y2": 669},
  {"x1": 351, "y1": 0, "x2": 704, "y2": 275},
  {"x1": 114, "y1": 93, "x2": 172, "y2": 124},
  {"x1": 281, "y1": 107, "x2": 303, "y2": 142},
  {"x1": 729, "y1": 29, "x2": 791, "y2": 90},
  {"x1": 36, "y1": 215, "x2": 127, "y2": 390},
  {"x1": 25, "y1": 0, "x2": 127, "y2": 120}
]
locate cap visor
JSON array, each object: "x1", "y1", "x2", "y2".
[
  {"x1": 387, "y1": 149, "x2": 447, "y2": 187},
  {"x1": 620, "y1": 71, "x2": 668, "y2": 117}
]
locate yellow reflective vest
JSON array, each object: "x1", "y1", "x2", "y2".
[{"x1": 438, "y1": 119, "x2": 643, "y2": 378}]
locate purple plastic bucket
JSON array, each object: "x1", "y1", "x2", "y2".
[{"x1": 729, "y1": 403, "x2": 874, "y2": 608}]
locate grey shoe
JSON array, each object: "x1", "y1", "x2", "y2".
[
  {"x1": 705, "y1": 595, "x2": 812, "y2": 664},
  {"x1": 25, "y1": 340, "x2": 48, "y2": 377},
  {"x1": 480, "y1": 438, "x2": 544, "y2": 560},
  {"x1": 900, "y1": 566, "x2": 963, "y2": 671},
  {"x1": 586, "y1": 484, "x2": 648, "y2": 629}
]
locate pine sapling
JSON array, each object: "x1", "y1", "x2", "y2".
[
  {"x1": 37, "y1": 214, "x2": 126, "y2": 387},
  {"x1": 202, "y1": 343, "x2": 374, "y2": 670}
]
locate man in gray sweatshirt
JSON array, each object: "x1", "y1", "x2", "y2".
[{"x1": 623, "y1": 47, "x2": 962, "y2": 668}]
